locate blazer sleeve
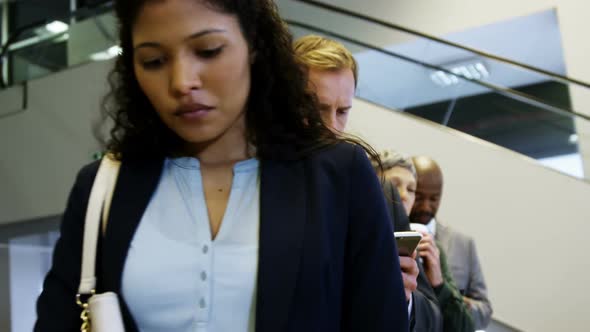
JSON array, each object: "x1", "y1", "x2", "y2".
[
  {"x1": 434, "y1": 245, "x2": 475, "y2": 332},
  {"x1": 341, "y1": 146, "x2": 409, "y2": 332},
  {"x1": 412, "y1": 290, "x2": 443, "y2": 332},
  {"x1": 34, "y1": 162, "x2": 99, "y2": 332},
  {"x1": 411, "y1": 260, "x2": 443, "y2": 332},
  {"x1": 465, "y1": 238, "x2": 493, "y2": 329}
]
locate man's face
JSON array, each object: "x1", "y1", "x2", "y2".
[
  {"x1": 409, "y1": 171, "x2": 443, "y2": 225},
  {"x1": 307, "y1": 67, "x2": 355, "y2": 132}
]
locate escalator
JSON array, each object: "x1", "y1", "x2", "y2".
[
  {"x1": 280, "y1": 0, "x2": 590, "y2": 179},
  {"x1": 3, "y1": 0, "x2": 590, "y2": 177},
  {"x1": 1, "y1": 1, "x2": 590, "y2": 331}
]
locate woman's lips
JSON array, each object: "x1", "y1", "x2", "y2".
[{"x1": 174, "y1": 104, "x2": 214, "y2": 120}]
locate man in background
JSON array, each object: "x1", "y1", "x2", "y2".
[
  {"x1": 410, "y1": 156, "x2": 493, "y2": 330},
  {"x1": 295, "y1": 35, "x2": 443, "y2": 332},
  {"x1": 293, "y1": 35, "x2": 356, "y2": 132}
]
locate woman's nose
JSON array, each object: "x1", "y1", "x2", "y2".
[{"x1": 170, "y1": 56, "x2": 203, "y2": 96}]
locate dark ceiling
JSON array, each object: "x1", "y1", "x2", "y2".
[{"x1": 405, "y1": 81, "x2": 577, "y2": 159}]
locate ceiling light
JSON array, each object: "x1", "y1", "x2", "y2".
[
  {"x1": 45, "y1": 21, "x2": 69, "y2": 34},
  {"x1": 108, "y1": 45, "x2": 122, "y2": 56},
  {"x1": 90, "y1": 45, "x2": 122, "y2": 61},
  {"x1": 431, "y1": 61, "x2": 490, "y2": 87}
]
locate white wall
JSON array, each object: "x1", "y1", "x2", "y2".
[
  {"x1": 347, "y1": 98, "x2": 590, "y2": 332},
  {"x1": 0, "y1": 60, "x2": 111, "y2": 225}
]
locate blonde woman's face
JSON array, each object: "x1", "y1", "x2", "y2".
[{"x1": 384, "y1": 166, "x2": 417, "y2": 216}]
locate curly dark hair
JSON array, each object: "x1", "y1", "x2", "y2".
[{"x1": 100, "y1": 0, "x2": 378, "y2": 163}]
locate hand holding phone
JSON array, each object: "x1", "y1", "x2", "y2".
[{"x1": 394, "y1": 231, "x2": 422, "y2": 257}]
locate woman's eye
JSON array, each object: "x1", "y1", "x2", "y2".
[
  {"x1": 142, "y1": 58, "x2": 165, "y2": 70},
  {"x1": 197, "y1": 46, "x2": 224, "y2": 59}
]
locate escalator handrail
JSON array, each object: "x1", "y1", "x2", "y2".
[
  {"x1": 292, "y1": 0, "x2": 590, "y2": 90},
  {"x1": 288, "y1": 19, "x2": 590, "y2": 122}
]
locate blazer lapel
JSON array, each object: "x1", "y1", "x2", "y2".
[
  {"x1": 435, "y1": 221, "x2": 453, "y2": 253},
  {"x1": 256, "y1": 158, "x2": 307, "y2": 332},
  {"x1": 100, "y1": 158, "x2": 164, "y2": 293}
]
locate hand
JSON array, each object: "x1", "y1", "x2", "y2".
[
  {"x1": 399, "y1": 250, "x2": 419, "y2": 301},
  {"x1": 417, "y1": 232, "x2": 444, "y2": 288},
  {"x1": 463, "y1": 296, "x2": 474, "y2": 309}
]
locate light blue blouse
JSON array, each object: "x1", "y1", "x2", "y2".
[{"x1": 122, "y1": 157, "x2": 260, "y2": 332}]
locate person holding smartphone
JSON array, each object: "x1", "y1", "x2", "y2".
[
  {"x1": 34, "y1": 1, "x2": 409, "y2": 331},
  {"x1": 294, "y1": 35, "x2": 443, "y2": 332},
  {"x1": 374, "y1": 150, "x2": 474, "y2": 332},
  {"x1": 411, "y1": 156, "x2": 492, "y2": 330}
]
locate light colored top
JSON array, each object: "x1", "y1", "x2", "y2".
[
  {"x1": 122, "y1": 157, "x2": 260, "y2": 332},
  {"x1": 426, "y1": 218, "x2": 437, "y2": 236}
]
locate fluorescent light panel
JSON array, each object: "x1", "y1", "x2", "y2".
[
  {"x1": 90, "y1": 45, "x2": 122, "y2": 61},
  {"x1": 45, "y1": 21, "x2": 69, "y2": 34},
  {"x1": 430, "y1": 61, "x2": 490, "y2": 87}
]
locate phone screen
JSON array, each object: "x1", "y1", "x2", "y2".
[{"x1": 395, "y1": 232, "x2": 422, "y2": 256}]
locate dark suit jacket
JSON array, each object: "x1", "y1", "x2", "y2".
[
  {"x1": 35, "y1": 143, "x2": 409, "y2": 332},
  {"x1": 382, "y1": 182, "x2": 442, "y2": 332}
]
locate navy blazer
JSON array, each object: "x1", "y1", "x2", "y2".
[{"x1": 35, "y1": 143, "x2": 409, "y2": 332}]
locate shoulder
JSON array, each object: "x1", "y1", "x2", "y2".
[
  {"x1": 305, "y1": 141, "x2": 358, "y2": 159},
  {"x1": 291, "y1": 142, "x2": 379, "y2": 203},
  {"x1": 303, "y1": 142, "x2": 369, "y2": 173},
  {"x1": 72, "y1": 160, "x2": 102, "y2": 191},
  {"x1": 439, "y1": 222, "x2": 474, "y2": 246}
]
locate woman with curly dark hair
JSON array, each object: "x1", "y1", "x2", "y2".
[{"x1": 35, "y1": 0, "x2": 408, "y2": 331}]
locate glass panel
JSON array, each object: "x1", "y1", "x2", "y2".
[
  {"x1": 9, "y1": 36, "x2": 68, "y2": 85},
  {"x1": 67, "y1": 11, "x2": 117, "y2": 67},
  {"x1": 8, "y1": 0, "x2": 71, "y2": 44},
  {"x1": 4, "y1": 9, "x2": 116, "y2": 85},
  {"x1": 405, "y1": 81, "x2": 578, "y2": 159},
  {"x1": 281, "y1": 0, "x2": 589, "y2": 124},
  {"x1": 286, "y1": 1, "x2": 582, "y2": 174},
  {"x1": 0, "y1": 0, "x2": 587, "y2": 177}
]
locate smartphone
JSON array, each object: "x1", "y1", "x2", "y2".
[{"x1": 394, "y1": 231, "x2": 422, "y2": 257}]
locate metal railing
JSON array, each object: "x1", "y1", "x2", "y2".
[
  {"x1": 293, "y1": 0, "x2": 590, "y2": 90},
  {"x1": 287, "y1": 19, "x2": 590, "y2": 122}
]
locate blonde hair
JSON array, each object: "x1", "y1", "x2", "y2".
[
  {"x1": 370, "y1": 149, "x2": 417, "y2": 179},
  {"x1": 293, "y1": 35, "x2": 358, "y2": 86}
]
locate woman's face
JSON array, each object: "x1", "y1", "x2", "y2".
[
  {"x1": 384, "y1": 166, "x2": 417, "y2": 216},
  {"x1": 132, "y1": 0, "x2": 251, "y2": 148}
]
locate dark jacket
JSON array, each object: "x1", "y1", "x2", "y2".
[
  {"x1": 383, "y1": 182, "x2": 474, "y2": 332},
  {"x1": 35, "y1": 143, "x2": 409, "y2": 332},
  {"x1": 434, "y1": 243, "x2": 475, "y2": 332},
  {"x1": 436, "y1": 222, "x2": 492, "y2": 330},
  {"x1": 383, "y1": 181, "x2": 443, "y2": 332}
]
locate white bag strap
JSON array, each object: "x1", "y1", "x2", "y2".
[{"x1": 78, "y1": 155, "x2": 121, "y2": 295}]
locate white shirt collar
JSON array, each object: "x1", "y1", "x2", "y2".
[{"x1": 426, "y1": 218, "x2": 437, "y2": 236}]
